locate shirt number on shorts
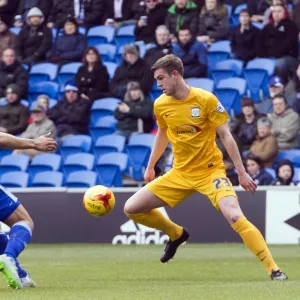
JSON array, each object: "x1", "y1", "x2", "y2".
[{"x1": 213, "y1": 178, "x2": 230, "y2": 190}]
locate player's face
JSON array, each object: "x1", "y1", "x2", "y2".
[
  {"x1": 64, "y1": 22, "x2": 77, "y2": 35},
  {"x1": 246, "y1": 159, "x2": 260, "y2": 176},
  {"x1": 154, "y1": 68, "x2": 177, "y2": 96},
  {"x1": 2, "y1": 49, "x2": 15, "y2": 65},
  {"x1": 273, "y1": 97, "x2": 286, "y2": 115},
  {"x1": 272, "y1": 6, "x2": 285, "y2": 23},
  {"x1": 257, "y1": 125, "x2": 270, "y2": 138},
  {"x1": 175, "y1": 0, "x2": 188, "y2": 9},
  {"x1": 278, "y1": 165, "x2": 292, "y2": 181},
  {"x1": 206, "y1": 0, "x2": 217, "y2": 11},
  {"x1": 29, "y1": 16, "x2": 42, "y2": 26},
  {"x1": 239, "y1": 12, "x2": 250, "y2": 25},
  {"x1": 178, "y1": 30, "x2": 192, "y2": 45},
  {"x1": 130, "y1": 89, "x2": 141, "y2": 100}
]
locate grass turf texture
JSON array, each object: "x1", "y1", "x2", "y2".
[{"x1": 0, "y1": 244, "x2": 298, "y2": 300}]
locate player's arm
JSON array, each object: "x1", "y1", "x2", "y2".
[
  {"x1": 216, "y1": 121, "x2": 257, "y2": 193},
  {"x1": 0, "y1": 132, "x2": 57, "y2": 152},
  {"x1": 144, "y1": 126, "x2": 168, "y2": 183}
]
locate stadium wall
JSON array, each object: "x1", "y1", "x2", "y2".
[{"x1": 1, "y1": 187, "x2": 299, "y2": 245}]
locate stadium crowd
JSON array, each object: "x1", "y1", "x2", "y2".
[{"x1": 0, "y1": 0, "x2": 299, "y2": 187}]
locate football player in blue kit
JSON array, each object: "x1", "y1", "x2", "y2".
[{"x1": 0, "y1": 132, "x2": 56, "y2": 289}]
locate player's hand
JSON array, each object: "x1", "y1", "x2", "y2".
[
  {"x1": 33, "y1": 133, "x2": 57, "y2": 152},
  {"x1": 238, "y1": 172, "x2": 257, "y2": 194},
  {"x1": 144, "y1": 167, "x2": 155, "y2": 183}
]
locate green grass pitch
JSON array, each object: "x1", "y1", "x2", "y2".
[{"x1": 0, "y1": 244, "x2": 299, "y2": 300}]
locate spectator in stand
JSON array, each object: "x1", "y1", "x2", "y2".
[
  {"x1": 249, "y1": 117, "x2": 278, "y2": 168},
  {"x1": 0, "y1": 84, "x2": 29, "y2": 135},
  {"x1": 256, "y1": 75, "x2": 293, "y2": 114},
  {"x1": 263, "y1": 0, "x2": 292, "y2": 26},
  {"x1": 15, "y1": 7, "x2": 52, "y2": 65},
  {"x1": 103, "y1": 0, "x2": 135, "y2": 25},
  {"x1": 258, "y1": 4, "x2": 299, "y2": 81},
  {"x1": 272, "y1": 159, "x2": 298, "y2": 186},
  {"x1": 245, "y1": 153, "x2": 274, "y2": 185},
  {"x1": 110, "y1": 44, "x2": 153, "y2": 98},
  {"x1": 247, "y1": 0, "x2": 270, "y2": 23},
  {"x1": 0, "y1": 18, "x2": 16, "y2": 58},
  {"x1": 28, "y1": 94, "x2": 50, "y2": 124},
  {"x1": 230, "y1": 9, "x2": 260, "y2": 63},
  {"x1": 48, "y1": 81, "x2": 91, "y2": 139},
  {"x1": 165, "y1": 0, "x2": 199, "y2": 40},
  {"x1": 197, "y1": 0, "x2": 229, "y2": 44},
  {"x1": 75, "y1": 47, "x2": 109, "y2": 102},
  {"x1": 268, "y1": 94, "x2": 300, "y2": 150},
  {"x1": 0, "y1": 0, "x2": 19, "y2": 26},
  {"x1": 231, "y1": 98, "x2": 264, "y2": 152},
  {"x1": 144, "y1": 25, "x2": 173, "y2": 67},
  {"x1": 47, "y1": 16, "x2": 87, "y2": 65},
  {"x1": 173, "y1": 25, "x2": 207, "y2": 78},
  {"x1": 15, "y1": 0, "x2": 53, "y2": 25},
  {"x1": 13, "y1": 104, "x2": 56, "y2": 158},
  {"x1": 292, "y1": 63, "x2": 300, "y2": 114},
  {"x1": 114, "y1": 81, "x2": 153, "y2": 142},
  {"x1": 134, "y1": 0, "x2": 168, "y2": 44},
  {"x1": 48, "y1": 0, "x2": 105, "y2": 29},
  {"x1": 0, "y1": 48, "x2": 28, "y2": 99}
]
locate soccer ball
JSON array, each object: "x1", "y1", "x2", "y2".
[{"x1": 83, "y1": 185, "x2": 115, "y2": 217}]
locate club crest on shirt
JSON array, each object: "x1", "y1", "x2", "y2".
[{"x1": 190, "y1": 107, "x2": 200, "y2": 118}]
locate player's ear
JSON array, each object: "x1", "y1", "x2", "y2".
[{"x1": 172, "y1": 70, "x2": 179, "y2": 78}]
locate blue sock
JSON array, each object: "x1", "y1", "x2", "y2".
[
  {"x1": 4, "y1": 221, "x2": 32, "y2": 260},
  {"x1": 0, "y1": 231, "x2": 27, "y2": 278}
]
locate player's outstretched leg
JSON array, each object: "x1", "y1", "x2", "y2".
[
  {"x1": 219, "y1": 196, "x2": 288, "y2": 280},
  {"x1": 0, "y1": 205, "x2": 36, "y2": 289},
  {"x1": 124, "y1": 187, "x2": 189, "y2": 263}
]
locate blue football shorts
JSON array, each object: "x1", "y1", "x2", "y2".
[{"x1": 0, "y1": 186, "x2": 20, "y2": 222}]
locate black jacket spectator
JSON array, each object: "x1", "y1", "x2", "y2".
[
  {"x1": 15, "y1": 8, "x2": 52, "y2": 65},
  {"x1": 103, "y1": 0, "x2": 135, "y2": 23},
  {"x1": 110, "y1": 44, "x2": 153, "y2": 98},
  {"x1": 198, "y1": 3, "x2": 229, "y2": 41},
  {"x1": 48, "y1": 83, "x2": 91, "y2": 137},
  {"x1": 0, "y1": 20, "x2": 17, "y2": 58},
  {"x1": 134, "y1": 3, "x2": 168, "y2": 44},
  {"x1": 144, "y1": 42, "x2": 173, "y2": 69},
  {"x1": 17, "y1": 0, "x2": 53, "y2": 20},
  {"x1": 258, "y1": 18, "x2": 299, "y2": 59},
  {"x1": 75, "y1": 47, "x2": 109, "y2": 101},
  {"x1": 165, "y1": 1, "x2": 199, "y2": 36},
  {"x1": 47, "y1": 17, "x2": 87, "y2": 64},
  {"x1": 231, "y1": 23, "x2": 260, "y2": 62},
  {"x1": 252, "y1": 169, "x2": 274, "y2": 185},
  {"x1": 0, "y1": 0, "x2": 19, "y2": 26},
  {"x1": 0, "y1": 51, "x2": 28, "y2": 99},
  {"x1": 48, "y1": 0, "x2": 105, "y2": 28}
]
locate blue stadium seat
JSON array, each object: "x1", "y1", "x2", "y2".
[
  {"x1": 294, "y1": 168, "x2": 300, "y2": 182},
  {"x1": 9, "y1": 27, "x2": 22, "y2": 35},
  {"x1": 135, "y1": 41, "x2": 146, "y2": 58},
  {"x1": 115, "y1": 24, "x2": 136, "y2": 48},
  {"x1": 265, "y1": 168, "x2": 276, "y2": 179},
  {"x1": 215, "y1": 78, "x2": 246, "y2": 115},
  {"x1": 251, "y1": 21, "x2": 263, "y2": 30},
  {"x1": 60, "y1": 135, "x2": 92, "y2": 158},
  {"x1": 57, "y1": 62, "x2": 82, "y2": 86},
  {"x1": 29, "y1": 63, "x2": 58, "y2": 85},
  {"x1": 51, "y1": 27, "x2": 57, "y2": 42},
  {"x1": 63, "y1": 153, "x2": 95, "y2": 177},
  {"x1": 89, "y1": 116, "x2": 117, "y2": 141},
  {"x1": 0, "y1": 171, "x2": 29, "y2": 188},
  {"x1": 0, "y1": 149, "x2": 12, "y2": 160},
  {"x1": 0, "y1": 154, "x2": 30, "y2": 177},
  {"x1": 91, "y1": 98, "x2": 120, "y2": 122},
  {"x1": 66, "y1": 171, "x2": 97, "y2": 187},
  {"x1": 94, "y1": 134, "x2": 126, "y2": 158},
  {"x1": 29, "y1": 82, "x2": 59, "y2": 101},
  {"x1": 103, "y1": 62, "x2": 118, "y2": 80},
  {"x1": 277, "y1": 150, "x2": 300, "y2": 167},
  {"x1": 94, "y1": 44, "x2": 117, "y2": 62},
  {"x1": 243, "y1": 58, "x2": 275, "y2": 102},
  {"x1": 21, "y1": 100, "x2": 29, "y2": 107},
  {"x1": 87, "y1": 25, "x2": 115, "y2": 45},
  {"x1": 96, "y1": 153, "x2": 128, "y2": 187},
  {"x1": 186, "y1": 78, "x2": 214, "y2": 93},
  {"x1": 28, "y1": 153, "x2": 62, "y2": 178},
  {"x1": 231, "y1": 4, "x2": 248, "y2": 26},
  {"x1": 30, "y1": 98, "x2": 57, "y2": 110},
  {"x1": 31, "y1": 171, "x2": 64, "y2": 187},
  {"x1": 208, "y1": 41, "x2": 231, "y2": 69},
  {"x1": 127, "y1": 134, "x2": 155, "y2": 180},
  {"x1": 150, "y1": 81, "x2": 163, "y2": 101},
  {"x1": 212, "y1": 59, "x2": 243, "y2": 86},
  {"x1": 115, "y1": 46, "x2": 124, "y2": 65}
]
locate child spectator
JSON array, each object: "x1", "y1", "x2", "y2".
[{"x1": 272, "y1": 159, "x2": 299, "y2": 186}]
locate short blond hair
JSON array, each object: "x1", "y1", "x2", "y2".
[{"x1": 151, "y1": 54, "x2": 184, "y2": 77}]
